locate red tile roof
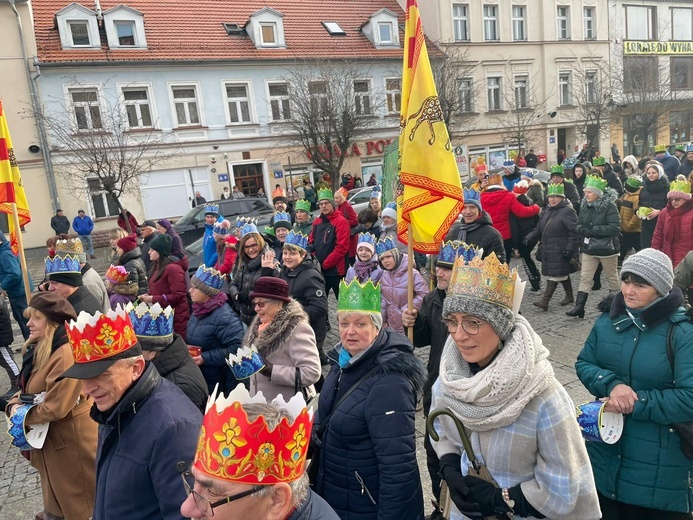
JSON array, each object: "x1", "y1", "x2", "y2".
[{"x1": 32, "y1": 0, "x2": 408, "y2": 64}]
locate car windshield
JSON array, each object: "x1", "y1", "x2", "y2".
[
  {"x1": 175, "y1": 208, "x2": 204, "y2": 226},
  {"x1": 186, "y1": 237, "x2": 204, "y2": 255}
]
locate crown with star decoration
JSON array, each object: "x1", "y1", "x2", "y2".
[
  {"x1": 193, "y1": 384, "x2": 314, "y2": 484},
  {"x1": 105, "y1": 264, "x2": 129, "y2": 284},
  {"x1": 437, "y1": 241, "x2": 481, "y2": 268},
  {"x1": 337, "y1": 279, "x2": 381, "y2": 313},
  {"x1": 66, "y1": 305, "x2": 139, "y2": 364},
  {"x1": 375, "y1": 236, "x2": 397, "y2": 256},
  {"x1": 284, "y1": 230, "x2": 309, "y2": 251},
  {"x1": 125, "y1": 301, "x2": 174, "y2": 341},
  {"x1": 226, "y1": 346, "x2": 265, "y2": 380},
  {"x1": 357, "y1": 232, "x2": 377, "y2": 249}
]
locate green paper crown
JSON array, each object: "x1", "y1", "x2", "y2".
[
  {"x1": 547, "y1": 184, "x2": 565, "y2": 197},
  {"x1": 585, "y1": 174, "x2": 607, "y2": 192},
  {"x1": 676, "y1": 144, "x2": 686, "y2": 152},
  {"x1": 625, "y1": 176, "x2": 642, "y2": 189},
  {"x1": 317, "y1": 188, "x2": 333, "y2": 202},
  {"x1": 669, "y1": 179, "x2": 691, "y2": 195},
  {"x1": 294, "y1": 199, "x2": 311, "y2": 212},
  {"x1": 592, "y1": 156, "x2": 606, "y2": 166},
  {"x1": 550, "y1": 164, "x2": 564, "y2": 175},
  {"x1": 337, "y1": 279, "x2": 381, "y2": 313},
  {"x1": 654, "y1": 144, "x2": 667, "y2": 153}
]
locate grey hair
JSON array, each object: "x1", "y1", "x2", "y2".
[
  {"x1": 114, "y1": 355, "x2": 143, "y2": 369},
  {"x1": 336, "y1": 311, "x2": 383, "y2": 331}
]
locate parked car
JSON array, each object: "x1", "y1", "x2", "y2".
[
  {"x1": 172, "y1": 197, "x2": 274, "y2": 246},
  {"x1": 185, "y1": 237, "x2": 204, "y2": 276},
  {"x1": 347, "y1": 187, "x2": 374, "y2": 214}
]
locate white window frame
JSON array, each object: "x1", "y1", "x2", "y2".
[
  {"x1": 585, "y1": 71, "x2": 597, "y2": 104},
  {"x1": 514, "y1": 75, "x2": 529, "y2": 109},
  {"x1": 353, "y1": 79, "x2": 372, "y2": 116},
  {"x1": 68, "y1": 20, "x2": 92, "y2": 46},
  {"x1": 114, "y1": 20, "x2": 137, "y2": 46},
  {"x1": 87, "y1": 177, "x2": 120, "y2": 218},
  {"x1": 557, "y1": 6, "x2": 571, "y2": 40},
  {"x1": 558, "y1": 72, "x2": 572, "y2": 106},
  {"x1": 385, "y1": 77, "x2": 402, "y2": 114},
  {"x1": 625, "y1": 5, "x2": 656, "y2": 40},
  {"x1": 56, "y1": 4, "x2": 100, "y2": 49},
  {"x1": 512, "y1": 6, "x2": 526, "y2": 41},
  {"x1": 168, "y1": 83, "x2": 203, "y2": 128},
  {"x1": 487, "y1": 76, "x2": 501, "y2": 111},
  {"x1": 453, "y1": 4, "x2": 469, "y2": 42},
  {"x1": 117, "y1": 83, "x2": 156, "y2": 130},
  {"x1": 672, "y1": 8, "x2": 693, "y2": 41},
  {"x1": 260, "y1": 22, "x2": 278, "y2": 46},
  {"x1": 458, "y1": 78, "x2": 474, "y2": 113},
  {"x1": 483, "y1": 5, "x2": 499, "y2": 41},
  {"x1": 378, "y1": 21, "x2": 395, "y2": 44},
  {"x1": 65, "y1": 85, "x2": 104, "y2": 131},
  {"x1": 223, "y1": 81, "x2": 254, "y2": 125},
  {"x1": 583, "y1": 7, "x2": 595, "y2": 39},
  {"x1": 267, "y1": 81, "x2": 292, "y2": 122}
]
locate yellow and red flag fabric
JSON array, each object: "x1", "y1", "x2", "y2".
[
  {"x1": 397, "y1": 0, "x2": 463, "y2": 253},
  {"x1": 0, "y1": 100, "x2": 31, "y2": 254}
]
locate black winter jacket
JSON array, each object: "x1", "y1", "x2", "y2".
[
  {"x1": 151, "y1": 334, "x2": 208, "y2": 412},
  {"x1": 229, "y1": 247, "x2": 278, "y2": 325},
  {"x1": 118, "y1": 247, "x2": 148, "y2": 295},
  {"x1": 576, "y1": 188, "x2": 621, "y2": 256},
  {"x1": 315, "y1": 329, "x2": 426, "y2": 520},
  {"x1": 0, "y1": 297, "x2": 14, "y2": 347},
  {"x1": 526, "y1": 198, "x2": 579, "y2": 276},
  {"x1": 603, "y1": 164, "x2": 624, "y2": 196},
  {"x1": 444, "y1": 212, "x2": 506, "y2": 262},
  {"x1": 279, "y1": 258, "x2": 328, "y2": 343},
  {"x1": 288, "y1": 490, "x2": 340, "y2": 520},
  {"x1": 545, "y1": 180, "x2": 580, "y2": 210},
  {"x1": 639, "y1": 175, "x2": 670, "y2": 248},
  {"x1": 679, "y1": 158, "x2": 693, "y2": 178},
  {"x1": 67, "y1": 286, "x2": 103, "y2": 315},
  {"x1": 510, "y1": 194, "x2": 540, "y2": 249}
]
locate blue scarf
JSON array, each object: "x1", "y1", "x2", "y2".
[{"x1": 338, "y1": 347, "x2": 352, "y2": 368}]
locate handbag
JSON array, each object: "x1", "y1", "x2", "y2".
[
  {"x1": 666, "y1": 323, "x2": 693, "y2": 459},
  {"x1": 582, "y1": 235, "x2": 617, "y2": 256}
]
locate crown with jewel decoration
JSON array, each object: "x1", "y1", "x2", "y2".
[
  {"x1": 45, "y1": 254, "x2": 82, "y2": 275},
  {"x1": 204, "y1": 203, "x2": 220, "y2": 215},
  {"x1": 194, "y1": 384, "x2": 314, "y2": 484},
  {"x1": 192, "y1": 264, "x2": 224, "y2": 292},
  {"x1": 654, "y1": 144, "x2": 667, "y2": 153},
  {"x1": 438, "y1": 241, "x2": 481, "y2": 268},
  {"x1": 448, "y1": 252, "x2": 526, "y2": 314},
  {"x1": 240, "y1": 218, "x2": 258, "y2": 237},
  {"x1": 66, "y1": 305, "x2": 139, "y2": 364},
  {"x1": 317, "y1": 188, "x2": 333, "y2": 202},
  {"x1": 105, "y1": 264, "x2": 129, "y2": 284},
  {"x1": 585, "y1": 174, "x2": 607, "y2": 192},
  {"x1": 284, "y1": 230, "x2": 309, "y2": 251},
  {"x1": 357, "y1": 232, "x2": 377, "y2": 249},
  {"x1": 547, "y1": 183, "x2": 565, "y2": 197},
  {"x1": 550, "y1": 164, "x2": 564, "y2": 175},
  {"x1": 375, "y1": 236, "x2": 397, "y2": 256},
  {"x1": 125, "y1": 301, "x2": 174, "y2": 346},
  {"x1": 55, "y1": 237, "x2": 86, "y2": 262},
  {"x1": 226, "y1": 346, "x2": 265, "y2": 380},
  {"x1": 337, "y1": 279, "x2": 381, "y2": 313},
  {"x1": 294, "y1": 199, "x2": 311, "y2": 213}
]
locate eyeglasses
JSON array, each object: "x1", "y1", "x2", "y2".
[
  {"x1": 253, "y1": 300, "x2": 269, "y2": 309},
  {"x1": 243, "y1": 242, "x2": 259, "y2": 251},
  {"x1": 181, "y1": 471, "x2": 263, "y2": 517},
  {"x1": 442, "y1": 317, "x2": 484, "y2": 335}
]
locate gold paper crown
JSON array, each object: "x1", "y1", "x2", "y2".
[
  {"x1": 669, "y1": 179, "x2": 691, "y2": 195},
  {"x1": 55, "y1": 238, "x2": 84, "y2": 255}
]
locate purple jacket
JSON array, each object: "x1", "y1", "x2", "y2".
[
  {"x1": 157, "y1": 219, "x2": 186, "y2": 260},
  {"x1": 380, "y1": 254, "x2": 428, "y2": 334}
]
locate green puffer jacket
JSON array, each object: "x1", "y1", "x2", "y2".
[
  {"x1": 576, "y1": 187, "x2": 621, "y2": 256},
  {"x1": 576, "y1": 289, "x2": 693, "y2": 513}
]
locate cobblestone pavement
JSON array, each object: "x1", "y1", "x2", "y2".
[{"x1": 0, "y1": 251, "x2": 607, "y2": 519}]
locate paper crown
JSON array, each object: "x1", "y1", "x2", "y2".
[
  {"x1": 337, "y1": 187, "x2": 349, "y2": 198},
  {"x1": 213, "y1": 220, "x2": 230, "y2": 236},
  {"x1": 226, "y1": 346, "x2": 265, "y2": 380},
  {"x1": 317, "y1": 188, "x2": 333, "y2": 201},
  {"x1": 676, "y1": 144, "x2": 686, "y2": 152},
  {"x1": 263, "y1": 226, "x2": 275, "y2": 237},
  {"x1": 55, "y1": 238, "x2": 84, "y2": 255},
  {"x1": 66, "y1": 305, "x2": 138, "y2": 364},
  {"x1": 273, "y1": 211, "x2": 291, "y2": 227},
  {"x1": 463, "y1": 187, "x2": 481, "y2": 203},
  {"x1": 438, "y1": 241, "x2": 481, "y2": 267},
  {"x1": 502, "y1": 160, "x2": 515, "y2": 168},
  {"x1": 625, "y1": 176, "x2": 642, "y2": 189},
  {"x1": 371, "y1": 186, "x2": 382, "y2": 199},
  {"x1": 45, "y1": 253, "x2": 82, "y2": 275},
  {"x1": 204, "y1": 203, "x2": 220, "y2": 215},
  {"x1": 357, "y1": 232, "x2": 377, "y2": 249},
  {"x1": 687, "y1": 143, "x2": 693, "y2": 153},
  {"x1": 8, "y1": 403, "x2": 49, "y2": 450},
  {"x1": 654, "y1": 144, "x2": 667, "y2": 153},
  {"x1": 235, "y1": 216, "x2": 246, "y2": 228},
  {"x1": 375, "y1": 236, "x2": 397, "y2": 256},
  {"x1": 193, "y1": 264, "x2": 224, "y2": 291},
  {"x1": 126, "y1": 301, "x2": 174, "y2": 340},
  {"x1": 547, "y1": 183, "x2": 565, "y2": 197},
  {"x1": 513, "y1": 180, "x2": 529, "y2": 194},
  {"x1": 284, "y1": 230, "x2": 309, "y2": 251},
  {"x1": 585, "y1": 175, "x2": 607, "y2": 192},
  {"x1": 550, "y1": 164, "x2": 564, "y2": 175},
  {"x1": 337, "y1": 279, "x2": 381, "y2": 313},
  {"x1": 105, "y1": 264, "x2": 129, "y2": 284},
  {"x1": 668, "y1": 178, "x2": 692, "y2": 199},
  {"x1": 474, "y1": 164, "x2": 488, "y2": 174},
  {"x1": 448, "y1": 252, "x2": 525, "y2": 314},
  {"x1": 194, "y1": 384, "x2": 314, "y2": 484},
  {"x1": 294, "y1": 199, "x2": 311, "y2": 212},
  {"x1": 592, "y1": 156, "x2": 606, "y2": 166},
  {"x1": 241, "y1": 218, "x2": 258, "y2": 236}
]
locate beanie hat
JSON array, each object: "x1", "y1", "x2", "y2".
[
  {"x1": 513, "y1": 180, "x2": 529, "y2": 195},
  {"x1": 621, "y1": 248, "x2": 673, "y2": 297},
  {"x1": 381, "y1": 207, "x2": 397, "y2": 221},
  {"x1": 443, "y1": 296, "x2": 515, "y2": 341},
  {"x1": 48, "y1": 272, "x2": 83, "y2": 287},
  {"x1": 117, "y1": 234, "x2": 138, "y2": 253},
  {"x1": 29, "y1": 292, "x2": 77, "y2": 324},
  {"x1": 272, "y1": 196, "x2": 289, "y2": 205},
  {"x1": 249, "y1": 277, "x2": 291, "y2": 303},
  {"x1": 149, "y1": 233, "x2": 172, "y2": 257}
]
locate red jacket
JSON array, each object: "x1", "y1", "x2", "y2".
[
  {"x1": 117, "y1": 212, "x2": 140, "y2": 234},
  {"x1": 338, "y1": 201, "x2": 359, "y2": 257},
  {"x1": 148, "y1": 261, "x2": 190, "y2": 340},
  {"x1": 651, "y1": 199, "x2": 693, "y2": 269},
  {"x1": 309, "y1": 209, "x2": 351, "y2": 276},
  {"x1": 214, "y1": 237, "x2": 238, "y2": 276},
  {"x1": 481, "y1": 187, "x2": 540, "y2": 240}
]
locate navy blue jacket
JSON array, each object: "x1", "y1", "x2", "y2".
[
  {"x1": 0, "y1": 236, "x2": 26, "y2": 298},
  {"x1": 288, "y1": 490, "x2": 340, "y2": 520},
  {"x1": 314, "y1": 328, "x2": 426, "y2": 520},
  {"x1": 72, "y1": 215, "x2": 94, "y2": 235},
  {"x1": 91, "y1": 364, "x2": 202, "y2": 520}
]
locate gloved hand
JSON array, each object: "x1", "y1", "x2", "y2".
[
  {"x1": 562, "y1": 250, "x2": 573, "y2": 260},
  {"x1": 462, "y1": 475, "x2": 510, "y2": 517},
  {"x1": 438, "y1": 454, "x2": 481, "y2": 517},
  {"x1": 521, "y1": 237, "x2": 530, "y2": 247}
]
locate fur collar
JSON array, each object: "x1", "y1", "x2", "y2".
[
  {"x1": 600, "y1": 287, "x2": 684, "y2": 327},
  {"x1": 112, "y1": 281, "x2": 138, "y2": 296},
  {"x1": 244, "y1": 300, "x2": 308, "y2": 358}
]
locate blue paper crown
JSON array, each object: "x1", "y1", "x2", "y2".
[
  {"x1": 357, "y1": 232, "x2": 377, "y2": 248},
  {"x1": 438, "y1": 241, "x2": 481, "y2": 266},
  {"x1": 376, "y1": 236, "x2": 397, "y2": 256},
  {"x1": 126, "y1": 302, "x2": 174, "y2": 339},
  {"x1": 371, "y1": 186, "x2": 382, "y2": 199},
  {"x1": 284, "y1": 230, "x2": 309, "y2": 251},
  {"x1": 235, "y1": 216, "x2": 246, "y2": 228},
  {"x1": 45, "y1": 254, "x2": 81, "y2": 275},
  {"x1": 193, "y1": 264, "x2": 224, "y2": 291},
  {"x1": 385, "y1": 201, "x2": 397, "y2": 210},
  {"x1": 240, "y1": 218, "x2": 258, "y2": 237},
  {"x1": 503, "y1": 160, "x2": 515, "y2": 168},
  {"x1": 463, "y1": 188, "x2": 481, "y2": 204},
  {"x1": 213, "y1": 221, "x2": 229, "y2": 236},
  {"x1": 226, "y1": 346, "x2": 265, "y2": 380},
  {"x1": 273, "y1": 211, "x2": 291, "y2": 226},
  {"x1": 204, "y1": 203, "x2": 219, "y2": 215}
]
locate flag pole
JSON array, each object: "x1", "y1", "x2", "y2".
[
  {"x1": 11, "y1": 203, "x2": 31, "y2": 303},
  {"x1": 407, "y1": 223, "x2": 413, "y2": 341}
]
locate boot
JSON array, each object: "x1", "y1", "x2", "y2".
[
  {"x1": 523, "y1": 258, "x2": 541, "y2": 292},
  {"x1": 533, "y1": 281, "x2": 558, "y2": 311},
  {"x1": 592, "y1": 264, "x2": 603, "y2": 291},
  {"x1": 559, "y1": 279, "x2": 574, "y2": 306},
  {"x1": 566, "y1": 291, "x2": 588, "y2": 318}
]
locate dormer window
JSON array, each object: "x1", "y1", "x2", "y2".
[
  {"x1": 361, "y1": 9, "x2": 400, "y2": 48},
  {"x1": 378, "y1": 22, "x2": 394, "y2": 44},
  {"x1": 56, "y1": 3, "x2": 100, "y2": 50},
  {"x1": 115, "y1": 21, "x2": 136, "y2": 46},
  {"x1": 103, "y1": 5, "x2": 147, "y2": 49},
  {"x1": 68, "y1": 21, "x2": 91, "y2": 46},
  {"x1": 260, "y1": 22, "x2": 278, "y2": 45},
  {"x1": 246, "y1": 7, "x2": 286, "y2": 49}
]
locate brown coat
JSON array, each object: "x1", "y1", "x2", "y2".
[
  {"x1": 619, "y1": 188, "x2": 642, "y2": 233},
  {"x1": 9, "y1": 342, "x2": 97, "y2": 519}
]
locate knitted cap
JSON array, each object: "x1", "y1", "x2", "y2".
[
  {"x1": 149, "y1": 233, "x2": 172, "y2": 257},
  {"x1": 443, "y1": 297, "x2": 514, "y2": 341},
  {"x1": 117, "y1": 234, "x2": 138, "y2": 253},
  {"x1": 381, "y1": 207, "x2": 397, "y2": 221},
  {"x1": 29, "y1": 292, "x2": 77, "y2": 324},
  {"x1": 621, "y1": 248, "x2": 673, "y2": 296}
]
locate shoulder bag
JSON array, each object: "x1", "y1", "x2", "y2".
[{"x1": 666, "y1": 323, "x2": 693, "y2": 459}]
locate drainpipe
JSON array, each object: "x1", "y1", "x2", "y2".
[{"x1": 9, "y1": 0, "x2": 61, "y2": 211}]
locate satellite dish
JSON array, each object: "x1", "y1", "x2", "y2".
[{"x1": 548, "y1": 111, "x2": 557, "y2": 118}]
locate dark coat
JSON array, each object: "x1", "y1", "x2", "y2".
[
  {"x1": 576, "y1": 188, "x2": 621, "y2": 256},
  {"x1": 679, "y1": 159, "x2": 693, "y2": 178},
  {"x1": 525, "y1": 153, "x2": 538, "y2": 168},
  {"x1": 149, "y1": 261, "x2": 190, "y2": 340},
  {"x1": 602, "y1": 164, "x2": 624, "y2": 196},
  {"x1": 0, "y1": 298, "x2": 13, "y2": 347},
  {"x1": 91, "y1": 364, "x2": 202, "y2": 520},
  {"x1": 288, "y1": 490, "x2": 340, "y2": 520},
  {"x1": 310, "y1": 209, "x2": 351, "y2": 277},
  {"x1": 445, "y1": 212, "x2": 506, "y2": 262},
  {"x1": 151, "y1": 334, "x2": 209, "y2": 412},
  {"x1": 67, "y1": 286, "x2": 104, "y2": 315},
  {"x1": 659, "y1": 152, "x2": 681, "y2": 181},
  {"x1": 509, "y1": 193, "x2": 540, "y2": 249},
  {"x1": 279, "y1": 257, "x2": 328, "y2": 343},
  {"x1": 229, "y1": 248, "x2": 278, "y2": 325},
  {"x1": 50, "y1": 214, "x2": 70, "y2": 235},
  {"x1": 315, "y1": 329, "x2": 426, "y2": 520},
  {"x1": 526, "y1": 198, "x2": 579, "y2": 277},
  {"x1": 639, "y1": 175, "x2": 670, "y2": 248},
  {"x1": 141, "y1": 231, "x2": 161, "y2": 274},
  {"x1": 117, "y1": 247, "x2": 148, "y2": 295},
  {"x1": 0, "y1": 239, "x2": 25, "y2": 298},
  {"x1": 576, "y1": 290, "x2": 693, "y2": 513}
]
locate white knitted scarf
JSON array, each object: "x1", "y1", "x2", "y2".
[{"x1": 438, "y1": 315, "x2": 554, "y2": 432}]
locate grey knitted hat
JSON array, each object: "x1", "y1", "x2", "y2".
[
  {"x1": 621, "y1": 248, "x2": 673, "y2": 296},
  {"x1": 442, "y1": 294, "x2": 515, "y2": 340}
]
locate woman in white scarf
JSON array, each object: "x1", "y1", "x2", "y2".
[{"x1": 430, "y1": 251, "x2": 600, "y2": 519}]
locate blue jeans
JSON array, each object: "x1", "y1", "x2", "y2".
[{"x1": 79, "y1": 234, "x2": 94, "y2": 256}]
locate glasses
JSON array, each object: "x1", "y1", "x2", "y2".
[
  {"x1": 253, "y1": 300, "x2": 269, "y2": 309},
  {"x1": 243, "y1": 242, "x2": 259, "y2": 251},
  {"x1": 442, "y1": 317, "x2": 484, "y2": 335},
  {"x1": 181, "y1": 471, "x2": 263, "y2": 517}
]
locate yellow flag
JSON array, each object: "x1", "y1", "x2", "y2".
[
  {"x1": 396, "y1": 0, "x2": 463, "y2": 253},
  {"x1": 0, "y1": 100, "x2": 32, "y2": 254}
]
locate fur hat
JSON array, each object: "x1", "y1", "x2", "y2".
[{"x1": 621, "y1": 248, "x2": 673, "y2": 296}]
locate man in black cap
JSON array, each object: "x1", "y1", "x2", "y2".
[{"x1": 138, "y1": 220, "x2": 160, "y2": 274}]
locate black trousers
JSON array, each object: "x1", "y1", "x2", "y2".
[
  {"x1": 619, "y1": 232, "x2": 641, "y2": 262},
  {"x1": 598, "y1": 492, "x2": 692, "y2": 520},
  {"x1": 424, "y1": 424, "x2": 442, "y2": 505},
  {"x1": 518, "y1": 243, "x2": 540, "y2": 279},
  {"x1": 324, "y1": 275, "x2": 342, "y2": 300}
]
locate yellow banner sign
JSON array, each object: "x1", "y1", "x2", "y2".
[{"x1": 624, "y1": 41, "x2": 693, "y2": 55}]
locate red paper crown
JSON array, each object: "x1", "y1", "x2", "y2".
[
  {"x1": 194, "y1": 385, "x2": 314, "y2": 485},
  {"x1": 105, "y1": 264, "x2": 129, "y2": 284},
  {"x1": 66, "y1": 306, "x2": 138, "y2": 363}
]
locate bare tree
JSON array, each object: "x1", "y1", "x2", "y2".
[{"x1": 569, "y1": 57, "x2": 613, "y2": 151}]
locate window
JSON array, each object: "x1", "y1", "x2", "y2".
[
  {"x1": 378, "y1": 22, "x2": 394, "y2": 44},
  {"x1": 670, "y1": 110, "x2": 693, "y2": 144},
  {"x1": 385, "y1": 78, "x2": 401, "y2": 113},
  {"x1": 260, "y1": 22, "x2": 277, "y2": 45},
  {"x1": 557, "y1": 6, "x2": 571, "y2": 39},
  {"x1": 672, "y1": 8, "x2": 693, "y2": 40},
  {"x1": 88, "y1": 178, "x2": 119, "y2": 218},
  {"x1": 625, "y1": 6, "x2": 656, "y2": 40},
  {"x1": 68, "y1": 21, "x2": 91, "y2": 46},
  {"x1": 268, "y1": 82, "x2": 291, "y2": 121},
  {"x1": 512, "y1": 6, "x2": 526, "y2": 41},
  {"x1": 514, "y1": 75, "x2": 528, "y2": 109},
  {"x1": 115, "y1": 21, "x2": 136, "y2": 46},
  {"x1": 672, "y1": 57, "x2": 693, "y2": 90},
  {"x1": 171, "y1": 85, "x2": 200, "y2": 126},
  {"x1": 69, "y1": 88, "x2": 102, "y2": 130},
  {"x1": 458, "y1": 78, "x2": 474, "y2": 113},
  {"x1": 322, "y1": 22, "x2": 346, "y2": 35},
  {"x1": 224, "y1": 83, "x2": 252, "y2": 124},
  {"x1": 558, "y1": 72, "x2": 571, "y2": 106},
  {"x1": 487, "y1": 77, "x2": 501, "y2": 111},
  {"x1": 453, "y1": 4, "x2": 469, "y2": 42},
  {"x1": 483, "y1": 5, "x2": 498, "y2": 41},
  {"x1": 585, "y1": 71, "x2": 597, "y2": 104},
  {"x1": 354, "y1": 81, "x2": 371, "y2": 115},
  {"x1": 309, "y1": 82, "x2": 328, "y2": 115},
  {"x1": 122, "y1": 87, "x2": 152, "y2": 128},
  {"x1": 583, "y1": 7, "x2": 595, "y2": 39},
  {"x1": 623, "y1": 57, "x2": 658, "y2": 92}
]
